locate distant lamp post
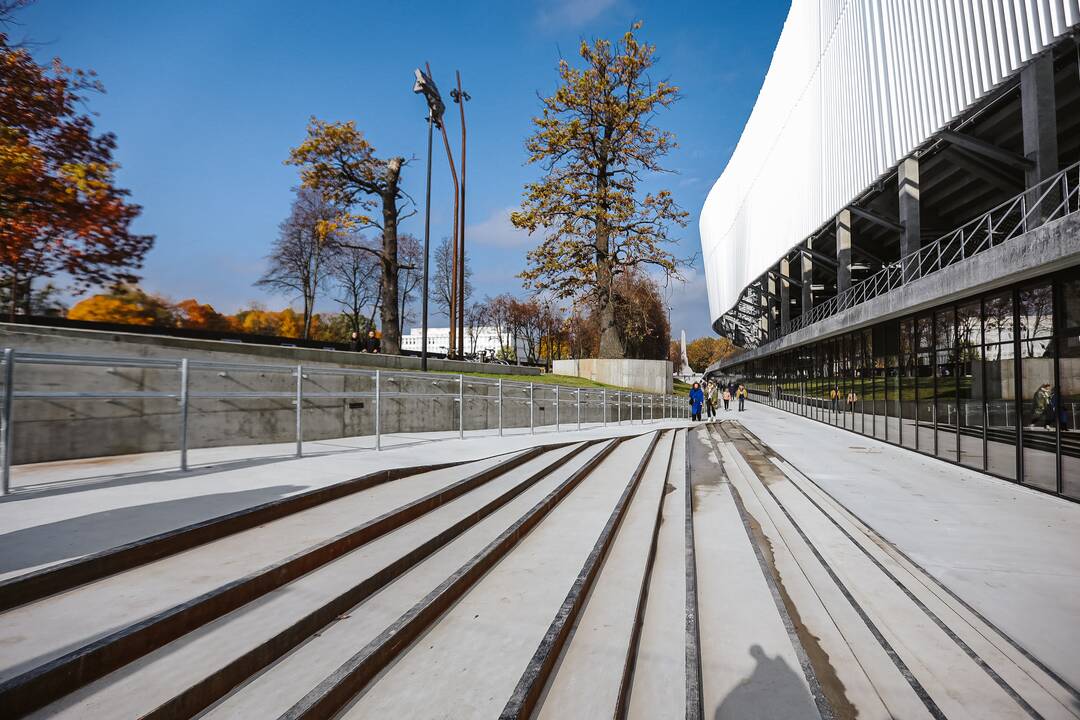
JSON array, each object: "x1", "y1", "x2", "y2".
[
  {"x1": 413, "y1": 66, "x2": 445, "y2": 370},
  {"x1": 450, "y1": 74, "x2": 471, "y2": 358}
]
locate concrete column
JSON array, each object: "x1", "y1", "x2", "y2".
[
  {"x1": 801, "y1": 239, "x2": 813, "y2": 314},
  {"x1": 835, "y1": 209, "x2": 852, "y2": 293},
  {"x1": 766, "y1": 275, "x2": 777, "y2": 338},
  {"x1": 898, "y1": 156, "x2": 921, "y2": 281},
  {"x1": 758, "y1": 279, "x2": 769, "y2": 343},
  {"x1": 779, "y1": 258, "x2": 791, "y2": 331},
  {"x1": 1021, "y1": 53, "x2": 1059, "y2": 223}
]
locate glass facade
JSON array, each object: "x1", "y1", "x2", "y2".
[{"x1": 728, "y1": 266, "x2": 1080, "y2": 501}]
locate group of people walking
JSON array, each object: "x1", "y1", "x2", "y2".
[{"x1": 689, "y1": 380, "x2": 747, "y2": 421}]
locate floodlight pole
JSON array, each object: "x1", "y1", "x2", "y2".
[
  {"x1": 414, "y1": 64, "x2": 445, "y2": 371},
  {"x1": 421, "y1": 106, "x2": 434, "y2": 371}
]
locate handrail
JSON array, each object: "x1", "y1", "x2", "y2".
[{"x1": 0, "y1": 348, "x2": 686, "y2": 493}]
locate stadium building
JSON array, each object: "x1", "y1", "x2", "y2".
[{"x1": 700, "y1": 1, "x2": 1080, "y2": 500}]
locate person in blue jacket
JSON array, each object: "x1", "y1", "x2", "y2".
[{"x1": 689, "y1": 382, "x2": 705, "y2": 421}]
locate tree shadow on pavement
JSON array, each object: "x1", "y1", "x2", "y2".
[
  {"x1": 714, "y1": 644, "x2": 821, "y2": 720},
  {"x1": 0, "y1": 484, "x2": 306, "y2": 577}
]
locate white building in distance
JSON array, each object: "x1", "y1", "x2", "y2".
[{"x1": 401, "y1": 326, "x2": 509, "y2": 356}]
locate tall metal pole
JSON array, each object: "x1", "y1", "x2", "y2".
[
  {"x1": 295, "y1": 363, "x2": 303, "y2": 458},
  {"x1": 420, "y1": 106, "x2": 434, "y2": 371},
  {"x1": 179, "y1": 358, "x2": 189, "y2": 471},
  {"x1": 434, "y1": 87, "x2": 460, "y2": 357},
  {"x1": 1, "y1": 349, "x2": 14, "y2": 495},
  {"x1": 529, "y1": 382, "x2": 535, "y2": 434},
  {"x1": 555, "y1": 384, "x2": 560, "y2": 432},
  {"x1": 454, "y1": 72, "x2": 469, "y2": 358},
  {"x1": 374, "y1": 370, "x2": 382, "y2": 451},
  {"x1": 498, "y1": 378, "x2": 503, "y2": 437},
  {"x1": 458, "y1": 373, "x2": 464, "y2": 440}
]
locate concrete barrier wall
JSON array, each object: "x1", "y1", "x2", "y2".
[
  {"x1": 1, "y1": 325, "x2": 676, "y2": 464},
  {"x1": 552, "y1": 358, "x2": 673, "y2": 394},
  {"x1": 0, "y1": 324, "x2": 548, "y2": 464}
]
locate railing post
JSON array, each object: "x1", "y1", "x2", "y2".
[
  {"x1": 576, "y1": 388, "x2": 582, "y2": 431},
  {"x1": 179, "y1": 358, "x2": 189, "y2": 471},
  {"x1": 555, "y1": 384, "x2": 560, "y2": 432},
  {"x1": 529, "y1": 382, "x2": 534, "y2": 434},
  {"x1": 618, "y1": 391, "x2": 622, "y2": 424},
  {"x1": 1, "y1": 349, "x2": 14, "y2": 495},
  {"x1": 458, "y1": 373, "x2": 464, "y2": 440},
  {"x1": 498, "y1": 378, "x2": 503, "y2": 437},
  {"x1": 374, "y1": 370, "x2": 381, "y2": 451},
  {"x1": 603, "y1": 388, "x2": 608, "y2": 426},
  {"x1": 295, "y1": 363, "x2": 303, "y2": 458}
]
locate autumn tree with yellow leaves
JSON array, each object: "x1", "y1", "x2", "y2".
[
  {"x1": 286, "y1": 119, "x2": 413, "y2": 354},
  {"x1": 512, "y1": 22, "x2": 688, "y2": 359},
  {"x1": 0, "y1": 4, "x2": 153, "y2": 320}
]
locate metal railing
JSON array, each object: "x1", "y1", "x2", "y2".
[
  {"x1": 780, "y1": 160, "x2": 1080, "y2": 337},
  {"x1": 0, "y1": 348, "x2": 687, "y2": 494}
]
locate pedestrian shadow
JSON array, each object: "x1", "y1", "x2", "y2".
[
  {"x1": 714, "y1": 644, "x2": 820, "y2": 720},
  {"x1": 0, "y1": 484, "x2": 305, "y2": 577}
]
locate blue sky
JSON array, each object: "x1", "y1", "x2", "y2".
[{"x1": 18, "y1": 0, "x2": 789, "y2": 339}]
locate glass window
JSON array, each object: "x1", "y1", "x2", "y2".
[
  {"x1": 917, "y1": 352, "x2": 935, "y2": 452},
  {"x1": 984, "y1": 291, "x2": 1015, "y2": 345},
  {"x1": 1057, "y1": 270, "x2": 1080, "y2": 499},
  {"x1": 957, "y1": 300, "x2": 981, "y2": 348},
  {"x1": 917, "y1": 315, "x2": 933, "y2": 351},
  {"x1": 1020, "y1": 338, "x2": 1057, "y2": 492},
  {"x1": 936, "y1": 308, "x2": 955, "y2": 353},
  {"x1": 958, "y1": 344, "x2": 984, "y2": 470},
  {"x1": 984, "y1": 341, "x2": 1017, "y2": 480},
  {"x1": 1019, "y1": 283, "x2": 1054, "y2": 340}
]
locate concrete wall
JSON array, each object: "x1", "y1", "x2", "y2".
[
  {"x1": 0, "y1": 323, "x2": 558, "y2": 464},
  {"x1": 552, "y1": 358, "x2": 673, "y2": 394}
]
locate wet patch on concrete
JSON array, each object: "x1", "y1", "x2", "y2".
[{"x1": 711, "y1": 421, "x2": 856, "y2": 720}]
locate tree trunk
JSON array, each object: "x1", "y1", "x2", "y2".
[
  {"x1": 378, "y1": 158, "x2": 405, "y2": 355},
  {"x1": 9, "y1": 272, "x2": 18, "y2": 321},
  {"x1": 595, "y1": 225, "x2": 624, "y2": 359}
]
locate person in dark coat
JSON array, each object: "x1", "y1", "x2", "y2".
[
  {"x1": 363, "y1": 329, "x2": 381, "y2": 353},
  {"x1": 348, "y1": 331, "x2": 360, "y2": 352},
  {"x1": 689, "y1": 382, "x2": 705, "y2": 421}
]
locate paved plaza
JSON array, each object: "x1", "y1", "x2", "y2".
[{"x1": 0, "y1": 403, "x2": 1077, "y2": 718}]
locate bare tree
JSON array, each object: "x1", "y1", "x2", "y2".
[
  {"x1": 287, "y1": 119, "x2": 415, "y2": 354},
  {"x1": 432, "y1": 235, "x2": 473, "y2": 321},
  {"x1": 397, "y1": 234, "x2": 423, "y2": 331},
  {"x1": 329, "y1": 238, "x2": 381, "y2": 335},
  {"x1": 486, "y1": 294, "x2": 514, "y2": 360},
  {"x1": 464, "y1": 301, "x2": 491, "y2": 355},
  {"x1": 257, "y1": 188, "x2": 341, "y2": 338}
]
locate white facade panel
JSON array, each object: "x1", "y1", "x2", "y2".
[{"x1": 700, "y1": 0, "x2": 1080, "y2": 326}]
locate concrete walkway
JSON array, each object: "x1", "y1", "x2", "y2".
[{"x1": 725, "y1": 401, "x2": 1080, "y2": 690}]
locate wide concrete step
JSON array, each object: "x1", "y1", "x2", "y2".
[
  {"x1": 0, "y1": 448, "x2": 553, "y2": 717},
  {"x1": 302, "y1": 433, "x2": 659, "y2": 720},
  {"x1": 27, "y1": 443, "x2": 597, "y2": 720},
  {"x1": 710, "y1": 420, "x2": 1080, "y2": 720},
  {"x1": 625, "y1": 429, "x2": 690, "y2": 720}
]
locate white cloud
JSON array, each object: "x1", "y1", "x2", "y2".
[
  {"x1": 536, "y1": 0, "x2": 617, "y2": 30},
  {"x1": 466, "y1": 207, "x2": 534, "y2": 248}
]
